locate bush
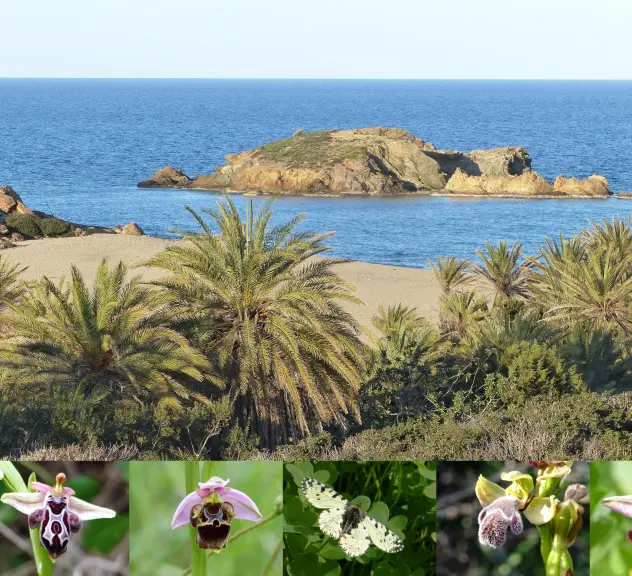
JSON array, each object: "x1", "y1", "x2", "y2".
[
  {"x1": 38, "y1": 216, "x2": 73, "y2": 236},
  {"x1": 486, "y1": 340, "x2": 586, "y2": 406},
  {"x1": 5, "y1": 213, "x2": 74, "y2": 238},
  {"x1": 5, "y1": 213, "x2": 42, "y2": 238}
]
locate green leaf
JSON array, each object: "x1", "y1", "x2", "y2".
[
  {"x1": 286, "y1": 463, "x2": 310, "y2": 485},
  {"x1": 318, "y1": 541, "x2": 347, "y2": 560},
  {"x1": 414, "y1": 462, "x2": 436, "y2": 481},
  {"x1": 313, "y1": 470, "x2": 331, "y2": 484},
  {"x1": 388, "y1": 515, "x2": 408, "y2": 537},
  {"x1": 368, "y1": 501, "x2": 390, "y2": 524},
  {"x1": 351, "y1": 495, "x2": 371, "y2": 512},
  {"x1": 0, "y1": 461, "x2": 28, "y2": 492},
  {"x1": 285, "y1": 533, "x2": 310, "y2": 556},
  {"x1": 423, "y1": 482, "x2": 436, "y2": 499}
]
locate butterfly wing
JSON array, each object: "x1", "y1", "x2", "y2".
[
  {"x1": 339, "y1": 521, "x2": 371, "y2": 557},
  {"x1": 318, "y1": 508, "x2": 345, "y2": 538},
  {"x1": 301, "y1": 478, "x2": 348, "y2": 509},
  {"x1": 363, "y1": 517, "x2": 404, "y2": 553}
]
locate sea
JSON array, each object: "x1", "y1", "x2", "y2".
[{"x1": 2, "y1": 79, "x2": 632, "y2": 268}]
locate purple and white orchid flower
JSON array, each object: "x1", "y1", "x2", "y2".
[
  {"x1": 1, "y1": 473, "x2": 116, "y2": 560},
  {"x1": 602, "y1": 495, "x2": 632, "y2": 544},
  {"x1": 172, "y1": 476, "x2": 261, "y2": 551}
]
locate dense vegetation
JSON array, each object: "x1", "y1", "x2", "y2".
[{"x1": 0, "y1": 200, "x2": 630, "y2": 460}]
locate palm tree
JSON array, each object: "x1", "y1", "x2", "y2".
[
  {"x1": 563, "y1": 326, "x2": 632, "y2": 392},
  {"x1": 439, "y1": 290, "x2": 488, "y2": 337},
  {"x1": 472, "y1": 240, "x2": 531, "y2": 301},
  {"x1": 583, "y1": 216, "x2": 632, "y2": 259},
  {"x1": 0, "y1": 260, "x2": 212, "y2": 402},
  {"x1": 0, "y1": 256, "x2": 25, "y2": 306},
  {"x1": 371, "y1": 304, "x2": 441, "y2": 365},
  {"x1": 430, "y1": 256, "x2": 471, "y2": 293},
  {"x1": 539, "y1": 246, "x2": 632, "y2": 335},
  {"x1": 145, "y1": 198, "x2": 366, "y2": 448}
]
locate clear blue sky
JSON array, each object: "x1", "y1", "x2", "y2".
[{"x1": 2, "y1": 0, "x2": 631, "y2": 79}]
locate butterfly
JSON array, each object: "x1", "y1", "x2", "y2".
[{"x1": 300, "y1": 477, "x2": 404, "y2": 557}]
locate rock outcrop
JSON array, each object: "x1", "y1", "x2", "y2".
[
  {"x1": 0, "y1": 186, "x2": 34, "y2": 216},
  {"x1": 120, "y1": 222, "x2": 144, "y2": 236},
  {"x1": 138, "y1": 128, "x2": 611, "y2": 198},
  {"x1": 138, "y1": 166, "x2": 193, "y2": 188},
  {"x1": 0, "y1": 185, "x2": 115, "y2": 246},
  {"x1": 553, "y1": 175, "x2": 610, "y2": 197},
  {"x1": 445, "y1": 169, "x2": 555, "y2": 196}
]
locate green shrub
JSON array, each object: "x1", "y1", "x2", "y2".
[
  {"x1": 38, "y1": 216, "x2": 73, "y2": 236},
  {"x1": 486, "y1": 340, "x2": 586, "y2": 406},
  {"x1": 5, "y1": 213, "x2": 42, "y2": 238},
  {"x1": 5, "y1": 213, "x2": 74, "y2": 238}
]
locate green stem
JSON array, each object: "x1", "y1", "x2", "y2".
[
  {"x1": 259, "y1": 539, "x2": 282, "y2": 576},
  {"x1": 536, "y1": 523, "x2": 552, "y2": 565},
  {"x1": 221, "y1": 508, "x2": 282, "y2": 547},
  {"x1": 185, "y1": 462, "x2": 206, "y2": 576},
  {"x1": 0, "y1": 464, "x2": 53, "y2": 576}
]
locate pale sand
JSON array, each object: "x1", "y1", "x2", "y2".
[{"x1": 2, "y1": 234, "x2": 441, "y2": 329}]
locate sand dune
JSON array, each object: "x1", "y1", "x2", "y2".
[{"x1": 2, "y1": 234, "x2": 441, "y2": 329}]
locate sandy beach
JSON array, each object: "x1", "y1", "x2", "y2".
[{"x1": 2, "y1": 234, "x2": 441, "y2": 329}]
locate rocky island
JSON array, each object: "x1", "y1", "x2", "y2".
[{"x1": 138, "y1": 127, "x2": 611, "y2": 198}]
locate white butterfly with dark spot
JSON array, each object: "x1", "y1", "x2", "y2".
[{"x1": 301, "y1": 477, "x2": 404, "y2": 557}]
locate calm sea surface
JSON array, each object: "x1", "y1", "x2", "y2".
[{"x1": 2, "y1": 79, "x2": 632, "y2": 268}]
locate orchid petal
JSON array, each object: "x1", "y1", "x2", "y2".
[
  {"x1": 68, "y1": 496, "x2": 116, "y2": 521},
  {"x1": 30, "y1": 481, "x2": 75, "y2": 496},
  {"x1": 198, "y1": 477, "x2": 230, "y2": 491},
  {"x1": 1, "y1": 491, "x2": 44, "y2": 515},
  {"x1": 524, "y1": 496, "x2": 559, "y2": 525},
  {"x1": 171, "y1": 491, "x2": 205, "y2": 529},
  {"x1": 222, "y1": 487, "x2": 262, "y2": 521},
  {"x1": 475, "y1": 475, "x2": 506, "y2": 508},
  {"x1": 602, "y1": 495, "x2": 632, "y2": 519},
  {"x1": 501, "y1": 471, "x2": 534, "y2": 505},
  {"x1": 539, "y1": 461, "x2": 572, "y2": 480}
]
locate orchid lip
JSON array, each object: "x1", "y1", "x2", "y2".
[{"x1": 172, "y1": 476, "x2": 262, "y2": 530}]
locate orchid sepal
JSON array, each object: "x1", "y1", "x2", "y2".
[{"x1": 602, "y1": 495, "x2": 632, "y2": 519}]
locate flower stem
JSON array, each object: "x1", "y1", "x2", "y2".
[
  {"x1": 0, "y1": 464, "x2": 53, "y2": 576},
  {"x1": 224, "y1": 508, "x2": 282, "y2": 546},
  {"x1": 185, "y1": 462, "x2": 206, "y2": 576},
  {"x1": 259, "y1": 539, "x2": 282, "y2": 576}
]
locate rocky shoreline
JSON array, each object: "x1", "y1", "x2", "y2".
[
  {"x1": 0, "y1": 185, "x2": 144, "y2": 250},
  {"x1": 138, "y1": 127, "x2": 612, "y2": 198}
]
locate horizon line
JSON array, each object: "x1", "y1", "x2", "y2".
[{"x1": 2, "y1": 77, "x2": 632, "y2": 81}]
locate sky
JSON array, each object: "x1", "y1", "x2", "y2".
[{"x1": 1, "y1": 0, "x2": 631, "y2": 79}]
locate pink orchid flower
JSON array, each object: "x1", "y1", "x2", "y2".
[
  {"x1": 172, "y1": 476, "x2": 261, "y2": 551},
  {"x1": 602, "y1": 495, "x2": 632, "y2": 544},
  {"x1": 1, "y1": 473, "x2": 116, "y2": 560}
]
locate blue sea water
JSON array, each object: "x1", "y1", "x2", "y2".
[{"x1": 2, "y1": 79, "x2": 632, "y2": 268}]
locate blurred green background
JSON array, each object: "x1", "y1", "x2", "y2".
[
  {"x1": 590, "y1": 461, "x2": 632, "y2": 575},
  {"x1": 283, "y1": 460, "x2": 436, "y2": 576},
  {"x1": 129, "y1": 461, "x2": 282, "y2": 576},
  {"x1": 437, "y1": 461, "x2": 589, "y2": 576},
  {"x1": 0, "y1": 461, "x2": 129, "y2": 576}
]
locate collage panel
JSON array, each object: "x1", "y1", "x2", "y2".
[
  {"x1": 590, "y1": 461, "x2": 632, "y2": 574},
  {"x1": 0, "y1": 461, "x2": 128, "y2": 576},
  {"x1": 129, "y1": 461, "x2": 282, "y2": 576},
  {"x1": 283, "y1": 460, "x2": 436, "y2": 576},
  {"x1": 437, "y1": 461, "x2": 589, "y2": 576}
]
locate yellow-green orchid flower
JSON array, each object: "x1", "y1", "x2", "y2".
[{"x1": 476, "y1": 471, "x2": 559, "y2": 549}]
